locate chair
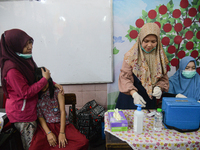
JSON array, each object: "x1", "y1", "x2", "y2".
[
  {"x1": 64, "y1": 93, "x2": 77, "y2": 128},
  {"x1": 0, "y1": 93, "x2": 5, "y2": 108},
  {"x1": 0, "y1": 93, "x2": 12, "y2": 132}
]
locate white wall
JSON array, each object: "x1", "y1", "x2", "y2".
[{"x1": 0, "y1": 0, "x2": 113, "y2": 84}]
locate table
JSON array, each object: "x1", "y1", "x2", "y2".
[
  {"x1": 106, "y1": 131, "x2": 132, "y2": 150},
  {"x1": 104, "y1": 110, "x2": 200, "y2": 150}
]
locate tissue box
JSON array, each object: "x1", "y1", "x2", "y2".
[
  {"x1": 162, "y1": 97, "x2": 200, "y2": 130},
  {"x1": 108, "y1": 110, "x2": 128, "y2": 132}
]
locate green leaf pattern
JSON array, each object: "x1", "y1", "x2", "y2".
[{"x1": 125, "y1": 0, "x2": 200, "y2": 71}]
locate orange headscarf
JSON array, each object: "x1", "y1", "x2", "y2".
[{"x1": 124, "y1": 23, "x2": 169, "y2": 97}]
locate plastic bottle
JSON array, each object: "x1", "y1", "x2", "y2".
[
  {"x1": 154, "y1": 108, "x2": 163, "y2": 131},
  {"x1": 134, "y1": 104, "x2": 144, "y2": 134}
]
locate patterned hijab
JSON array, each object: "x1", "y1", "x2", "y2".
[
  {"x1": 124, "y1": 23, "x2": 169, "y2": 96},
  {"x1": 169, "y1": 56, "x2": 200, "y2": 101},
  {"x1": 0, "y1": 29, "x2": 37, "y2": 96}
]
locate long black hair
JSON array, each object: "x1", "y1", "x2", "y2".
[{"x1": 35, "y1": 67, "x2": 55, "y2": 99}]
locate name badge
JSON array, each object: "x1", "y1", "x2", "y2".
[{"x1": 53, "y1": 108, "x2": 58, "y2": 112}]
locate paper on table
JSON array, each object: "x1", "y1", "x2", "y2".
[
  {"x1": 0, "y1": 113, "x2": 5, "y2": 133},
  {"x1": 0, "y1": 112, "x2": 6, "y2": 118}
]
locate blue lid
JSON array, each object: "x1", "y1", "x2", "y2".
[{"x1": 135, "y1": 104, "x2": 142, "y2": 111}]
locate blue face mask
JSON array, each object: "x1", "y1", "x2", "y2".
[
  {"x1": 16, "y1": 53, "x2": 32, "y2": 59},
  {"x1": 141, "y1": 46, "x2": 156, "y2": 54},
  {"x1": 182, "y1": 70, "x2": 196, "y2": 78}
]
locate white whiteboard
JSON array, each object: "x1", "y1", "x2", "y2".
[{"x1": 0, "y1": 0, "x2": 113, "y2": 84}]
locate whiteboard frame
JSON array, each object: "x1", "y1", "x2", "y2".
[{"x1": 0, "y1": 0, "x2": 113, "y2": 85}]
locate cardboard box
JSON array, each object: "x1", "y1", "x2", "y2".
[
  {"x1": 108, "y1": 110, "x2": 128, "y2": 132},
  {"x1": 162, "y1": 97, "x2": 200, "y2": 130}
]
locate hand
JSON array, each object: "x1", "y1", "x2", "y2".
[
  {"x1": 58, "y1": 133, "x2": 68, "y2": 148},
  {"x1": 176, "y1": 93, "x2": 187, "y2": 98},
  {"x1": 41, "y1": 67, "x2": 51, "y2": 80},
  {"x1": 152, "y1": 86, "x2": 162, "y2": 99},
  {"x1": 132, "y1": 92, "x2": 146, "y2": 107},
  {"x1": 55, "y1": 84, "x2": 64, "y2": 95},
  {"x1": 47, "y1": 132, "x2": 57, "y2": 147}
]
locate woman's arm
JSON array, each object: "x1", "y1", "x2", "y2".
[
  {"x1": 54, "y1": 83, "x2": 64, "y2": 95},
  {"x1": 156, "y1": 73, "x2": 169, "y2": 92},
  {"x1": 118, "y1": 60, "x2": 138, "y2": 95},
  {"x1": 58, "y1": 92, "x2": 66, "y2": 134},
  {"x1": 6, "y1": 68, "x2": 48, "y2": 99},
  {"x1": 38, "y1": 117, "x2": 57, "y2": 147},
  {"x1": 57, "y1": 91, "x2": 68, "y2": 148}
]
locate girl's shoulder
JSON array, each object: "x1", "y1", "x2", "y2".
[
  {"x1": 55, "y1": 87, "x2": 60, "y2": 91},
  {"x1": 54, "y1": 88, "x2": 60, "y2": 95}
]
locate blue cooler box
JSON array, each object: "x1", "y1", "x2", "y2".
[{"x1": 162, "y1": 97, "x2": 200, "y2": 130}]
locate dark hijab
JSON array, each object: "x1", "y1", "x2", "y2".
[{"x1": 0, "y1": 29, "x2": 37, "y2": 97}]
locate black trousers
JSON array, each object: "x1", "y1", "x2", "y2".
[{"x1": 115, "y1": 73, "x2": 156, "y2": 109}]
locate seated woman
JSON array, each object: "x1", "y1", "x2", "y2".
[
  {"x1": 29, "y1": 67, "x2": 89, "y2": 150},
  {"x1": 168, "y1": 56, "x2": 200, "y2": 101}
]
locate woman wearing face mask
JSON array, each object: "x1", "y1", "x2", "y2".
[
  {"x1": 168, "y1": 56, "x2": 200, "y2": 101},
  {"x1": 0, "y1": 29, "x2": 63, "y2": 150},
  {"x1": 116, "y1": 23, "x2": 169, "y2": 109}
]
